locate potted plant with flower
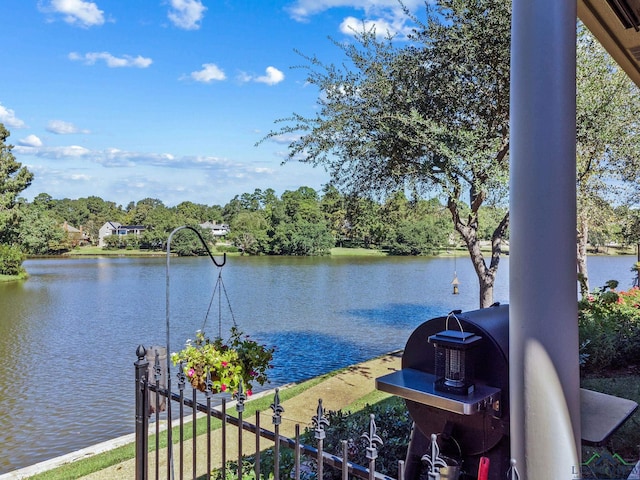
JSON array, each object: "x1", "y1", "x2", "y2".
[{"x1": 171, "y1": 326, "x2": 275, "y2": 396}]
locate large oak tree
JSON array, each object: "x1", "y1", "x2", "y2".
[{"x1": 266, "y1": 0, "x2": 511, "y2": 307}]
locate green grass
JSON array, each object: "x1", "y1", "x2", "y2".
[
  {"x1": 71, "y1": 245, "x2": 389, "y2": 257},
  {"x1": 330, "y1": 247, "x2": 387, "y2": 256},
  {"x1": 0, "y1": 272, "x2": 28, "y2": 282},
  {"x1": 65, "y1": 246, "x2": 166, "y2": 256},
  {"x1": 64, "y1": 246, "x2": 240, "y2": 257},
  {"x1": 340, "y1": 389, "x2": 394, "y2": 412},
  {"x1": 27, "y1": 444, "x2": 138, "y2": 480}
]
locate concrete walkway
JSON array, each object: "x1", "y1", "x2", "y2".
[{"x1": 3, "y1": 352, "x2": 402, "y2": 480}]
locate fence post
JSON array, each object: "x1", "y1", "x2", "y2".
[
  {"x1": 235, "y1": 385, "x2": 247, "y2": 480},
  {"x1": 271, "y1": 388, "x2": 284, "y2": 480},
  {"x1": 362, "y1": 414, "x2": 382, "y2": 480},
  {"x1": 135, "y1": 345, "x2": 149, "y2": 480},
  {"x1": 313, "y1": 399, "x2": 329, "y2": 480}
]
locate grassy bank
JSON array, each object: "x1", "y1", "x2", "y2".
[
  {"x1": 0, "y1": 272, "x2": 27, "y2": 283},
  {"x1": 330, "y1": 247, "x2": 387, "y2": 256},
  {"x1": 62, "y1": 246, "x2": 389, "y2": 257},
  {"x1": 64, "y1": 246, "x2": 168, "y2": 256}
]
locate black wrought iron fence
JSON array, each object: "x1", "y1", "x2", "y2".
[{"x1": 135, "y1": 346, "x2": 404, "y2": 480}]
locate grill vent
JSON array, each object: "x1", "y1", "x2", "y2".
[
  {"x1": 629, "y1": 45, "x2": 640, "y2": 61},
  {"x1": 607, "y1": 0, "x2": 640, "y2": 30}
]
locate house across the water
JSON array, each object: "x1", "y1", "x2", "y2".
[
  {"x1": 199, "y1": 222, "x2": 230, "y2": 237},
  {"x1": 62, "y1": 222, "x2": 90, "y2": 247},
  {"x1": 98, "y1": 222, "x2": 146, "y2": 247}
]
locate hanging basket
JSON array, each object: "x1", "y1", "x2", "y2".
[
  {"x1": 171, "y1": 268, "x2": 275, "y2": 396},
  {"x1": 172, "y1": 327, "x2": 274, "y2": 395}
]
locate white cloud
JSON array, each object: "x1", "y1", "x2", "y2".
[
  {"x1": 0, "y1": 103, "x2": 27, "y2": 129},
  {"x1": 69, "y1": 52, "x2": 152, "y2": 68},
  {"x1": 47, "y1": 0, "x2": 105, "y2": 28},
  {"x1": 47, "y1": 120, "x2": 90, "y2": 135},
  {"x1": 20, "y1": 146, "x2": 328, "y2": 206},
  {"x1": 339, "y1": 15, "x2": 408, "y2": 38},
  {"x1": 237, "y1": 72, "x2": 252, "y2": 83},
  {"x1": 18, "y1": 135, "x2": 43, "y2": 147},
  {"x1": 15, "y1": 144, "x2": 91, "y2": 158},
  {"x1": 56, "y1": 145, "x2": 92, "y2": 157},
  {"x1": 286, "y1": 0, "x2": 423, "y2": 40},
  {"x1": 239, "y1": 66, "x2": 285, "y2": 86},
  {"x1": 286, "y1": 0, "x2": 422, "y2": 21},
  {"x1": 255, "y1": 66, "x2": 285, "y2": 86},
  {"x1": 188, "y1": 63, "x2": 226, "y2": 83},
  {"x1": 69, "y1": 173, "x2": 92, "y2": 181},
  {"x1": 13, "y1": 143, "x2": 274, "y2": 177},
  {"x1": 167, "y1": 0, "x2": 206, "y2": 30}
]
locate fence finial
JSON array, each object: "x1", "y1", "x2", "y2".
[
  {"x1": 312, "y1": 398, "x2": 329, "y2": 440},
  {"x1": 205, "y1": 370, "x2": 213, "y2": 397},
  {"x1": 271, "y1": 388, "x2": 285, "y2": 425},
  {"x1": 234, "y1": 382, "x2": 246, "y2": 413},
  {"x1": 136, "y1": 344, "x2": 147, "y2": 359},
  {"x1": 177, "y1": 361, "x2": 186, "y2": 391},
  {"x1": 362, "y1": 413, "x2": 383, "y2": 461}
]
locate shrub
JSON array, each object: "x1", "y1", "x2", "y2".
[
  {"x1": 304, "y1": 399, "x2": 411, "y2": 479},
  {"x1": 252, "y1": 396, "x2": 411, "y2": 480},
  {"x1": 215, "y1": 244, "x2": 240, "y2": 253},
  {"x1": 0, "y1": 244, "x2": 26, "y2": 276},
  {"x1": 265, "y1": 397, "x2": 412, "y2": 480},
  {"x1": 579, "y1": 284, "x2": 640, "y2": 373}
]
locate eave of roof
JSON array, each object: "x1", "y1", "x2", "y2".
[{"x1": 578, "y1": 0, "x2": 640, "y2": 87}]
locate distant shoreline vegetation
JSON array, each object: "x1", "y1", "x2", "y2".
[
  {"x1": 39, "y1": 244, "x2": 638, "y2": 259},
  {"x1": 1, "y1": 187, "x2": 638, "y2": 282},
  {"x1": 12, "y1": 188, "x2": 639, "y2": 260}
]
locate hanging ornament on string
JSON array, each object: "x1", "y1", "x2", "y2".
[{"x1": 451, "y1": 247, "x2": 460, "y2": 295}]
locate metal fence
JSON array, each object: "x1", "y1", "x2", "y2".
[{"x1": 135, "y1": 346, "x2": 404, "y2": 480}]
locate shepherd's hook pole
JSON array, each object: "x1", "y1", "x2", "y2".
[{"x1": 165, "y1": 225, "x2": 226, "y2": 480}]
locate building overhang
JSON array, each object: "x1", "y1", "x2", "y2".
[{"x1": 579, "y1": 0, "x2": 640, "y2": 87}]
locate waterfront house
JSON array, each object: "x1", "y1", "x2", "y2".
[
  {"x1": 199, "y1": 221, "x2": 230, "y2": 237},
  {"x1": 62, "y1": 222, "x2": 89, "y2": 247},
  {"x1": 98, "y1": 222, "x2": 146, "y2": 247}
]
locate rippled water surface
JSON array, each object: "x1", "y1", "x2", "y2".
[{"x1": 0, "y1": 254, "x2": 635, "y2": 473}]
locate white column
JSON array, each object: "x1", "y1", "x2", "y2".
[{"x1": 509, "y1": 1, "x2": 581, "y2": 479}]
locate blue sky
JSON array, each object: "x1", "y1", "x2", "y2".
[{"x1": 0, "y1": 0, "x2": 423, "y2": 207}]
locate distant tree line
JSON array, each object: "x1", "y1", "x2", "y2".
[
  {"x1": 12, "y1": 186, "x2": 468, "y2": 256},
  {"x1": 9, "y1": 184, "x2": 640, "y2": 260}
]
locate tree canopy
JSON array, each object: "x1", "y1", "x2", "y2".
[
  {"x1": 575, "y1": 23, "x2": 640, "y2": 296},
  {"x1": 0, "y1": 123, "x2": 33, "y2": 275},
  {"x1": 265, "y1": 0, "x2": 512, "y2": 307},
  {"x1": 0, "y1": 123, "x2": 34, "y2": 245}
]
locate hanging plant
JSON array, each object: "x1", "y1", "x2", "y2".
[
  {"x1": 169, "y1": 248, "x2": 275, "y2": 396},
  {"x1": 172, "y1": 326, "x2": 274, "y2": 396}
]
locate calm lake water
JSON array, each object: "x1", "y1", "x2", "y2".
[{"x1": 0, "y1": 254, "x2": 636, "y2": 473}]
